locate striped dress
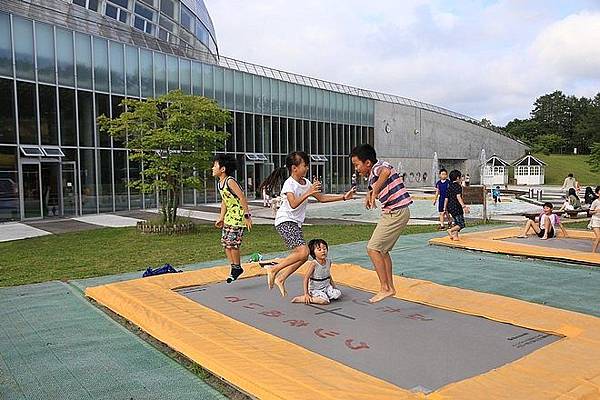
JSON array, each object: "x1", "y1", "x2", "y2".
[{"x1": 368, "y1": 160, "x2": 412, "y2": 212}]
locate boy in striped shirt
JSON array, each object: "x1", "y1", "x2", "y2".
[{"x1": 351, "y1": 144, "x2": 412, "y2": 303}]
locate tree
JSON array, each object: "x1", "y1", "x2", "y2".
[
  {"x1": 98, "y1": 90, "x2": 231, "y2": 224},
  {"x1": 589, "y1": 142, "x2": 600, "y2": 173},
  {"x1": 530, "y1": 134, "x2": 566, "y2": 155},
  {"x1": 575, "y1": 93, "x2": 600, "y2": 154},
  {"x1": 504, "y1": 118, "x2": 540, "y2": 143}
]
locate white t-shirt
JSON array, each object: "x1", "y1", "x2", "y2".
[
  {"x1": 274, "y1": 176, "x2": 311, "y2": 226},
  {"x1": 539, "y1": 213, "x2": 560, "y2": 230},
  {"x1": 591, "y1": 199, "x2": 600, "y2": 227}
]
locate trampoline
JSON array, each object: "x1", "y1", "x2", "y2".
[
  {"x1": 86, "y1": 262, "x2": 600, "y2": 399},
  {"x1": 430, "y1": 227, "x2": 600, "y2": 267}
]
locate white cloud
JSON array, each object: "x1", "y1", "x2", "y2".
[
  {"x1": 205, "y1": 1, "x2": 600, "y2": 126},
  {"x1": 533, "y1": 11, "x2": 600, "y2": 79}
]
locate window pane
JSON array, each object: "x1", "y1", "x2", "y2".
[
  {"x1": 0, "y1": 79, "x2": 16, "y2": 143},
  {"x1": 272, "y1": 117, "x2": 279, "y2": 154},
  {"x1": 154, "y1": 52, "x2": 166, "y2": 95},
  {"x1": 105, "y1": 4, "x2": 118, "y2": 19},
  {"x1": 280, "y1": 117, "x2": 288, "y2": 152},
  {"x1": 78, "y1": 91, "x2": 94, "y2": 147},
  {"x1": 261, "y1": 78, "x2": 270, "y2": 115},
  {"x1": 111, "y1": 95, "x2": 125, "y2": 147},
  {"x1": 96, "y1": 93, "x2": 111, "y2": 147},
  {"x1": 0, "y1": 146, "x2": 20, "y2": 221},
  {"x1": 160, "y1": 0, "x2": 174, "y2": 18},
  {"x1": 252, "y1": 75, "x2": 261, "y2": 113},
  {"x1": 203, "y1": 63, "x2": 214, "y2": 98},
  {"x1": 80, "y1": 148, "x2": 97, "y2": 214},
  {"x1": 224, "y1": 69, "x2": 233, "y2": 109},
  {"x1": 113, "y1": 150, "x2": 128, "y2": 210},
  {"x1": 225, "y1": 112, "x2": 234, "y2": 152},
  {"x1": 13, "y1": 17, "x2": 34, "y2": 80},
  {"x1": 110, "y1": 41, "x2": 125, "y2": 94},
  {"x1": 140, "y1": 49, "x2": 153, "y2": 98},
  {"x1": 17, "y1": 82, "x2": 37, "y2": 144},
  {"x1": 243, "y1": 73, "x2": 252, "y2": 112},
  {"x1": 129, "y1": 159, "x2": 141, "y2": 208},
  {"x1": 254, "y1": 114, "x2": 262, "y2": 153},
  {"x1": 93, "y1": 37, "x2": 109, "y2": 92},
  {"x1": 245, "y1": 113, "x2": 253, "y2": 152},
  {"x1": 35, "y1": 23, "x2": 55, "y2": 83},
  {"x1": 59, "y1": 88, "x2": 76, "y2": 146},
  {"x1": 180, "y1": 59, "x2": 191, "y2": 94},
  {"x1": 39, "y1": 85, "x2": 58, "y2": 145},
  {"x1": 88, "y1": 0, "x2": 99, "y2": 11},
  {"x1": 192, "y1": 61, "x2": 202, "y2": 95},
  {"x1": 98, "y1": 149, "x2": 113, "y2": 212},
  {"x1": 125, "y1": 45, "x2": 139, "y2": 97},
  {"x1": 180, "y1": 5, "x2": 194, "y2": 31},
  {"x1": 108, "y1": 0, "x2": 128, "y2": 9},
  {"x1": 0, "y1": 13, "x2": 12, "y2": 76},
  {"x1": 134, "y1": 3, "x2": 154, "y2": 20},
  {"x1": 75, "y1": 33, "x2": 92, "y2": 89},
  {"x1": 56, "y1": 28, "x2": 75, "y2": 86},
  {"x1": 235, "y1": 112, "x2": 244, "y2": 152},
  {"x1": 166, "y1": 55, "x2": 178, "y2": 92},
  {"x1": 234, "y1": 71, "x2": 243, "y2": 110},
  {"x1": 214, "y1": 66, "x2": 224, "y2": 105}
]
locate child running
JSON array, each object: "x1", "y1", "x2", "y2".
[
  {"x1": 291, "y1": 239, "x2": 341, "y2": 304},
  {"x1": 433, "y1": 168, "x2": 450, "y2": 229},
  {"x1": 351, "y1": 144, "x2": 412, "y2": 303},
  {"x1": 260, "y1": 151, "x2": 355, "y2": 296},
  {"x1": 492, "y1": 186, "x2": 501, "y2": 204},
  {"x1": 444, "y1": 170, "x2": 469, "y2": 241},
  {"x1": 212, "y1": 154, "x2": 253, "y2": 283}
]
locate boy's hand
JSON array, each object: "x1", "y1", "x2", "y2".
[
  {"x1": 463, "y1": 205, "x2": 471, "y2": 214},
  {"x1": 366, "y1": 192, "x2": 377, "y2": 209},
  {"x1": 343, "y1": 188, "x2": 355, "y2": 201},
  {"x1": 245, "y1": 217, "x2": 253, "y2": 231},
  {"x1": 304, "y1": 295, "x2": 312, "y2": 304},
  {"x1": 215, "y1": 218, "x2": 224, "y2": 228}
]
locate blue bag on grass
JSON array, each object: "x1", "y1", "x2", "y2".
[{"x1": 142, "y1": 263, "x2": 181, "y2": 277}]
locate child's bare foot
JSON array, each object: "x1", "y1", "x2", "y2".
[
  {"x1": 266, "y1": 267, "x2": 277, "y2": 289},
  {"x1": 446, "y1": 229, "x2": 453, "y2": 239},
  {"x1": 274, "y1": 276, "x2": 287, "y2": 297},
  {"x1": 541, "y1": 236, "x2": 548, "y2": 240},
  {"x1": 517, "y1": 234, "x2": 528, "y2": 238},
  {"x1": 369, "y1": 290, "x2": 395, "y2": 303}
]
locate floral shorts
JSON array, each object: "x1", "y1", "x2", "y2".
[
  {"x1": 221, "y1": 225, "x2": 244, "y2": 249},
  {"x1": 275, "y1": 221, "x2": 306, "y2": 249}
]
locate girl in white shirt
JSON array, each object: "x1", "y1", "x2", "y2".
[
  {"x1": 518, "y1": 202, "x2": 567, "y2": 240},
  {"x1": 590, "y1": 186, "x2": 600, "y2": 253},
  {"x1": 259, "y1": 151, "x2": 355, "y2": 296}
]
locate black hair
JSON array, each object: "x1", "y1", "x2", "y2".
[
  {"x1": 449, "y1": 169, "x2": 462, "y2": 182},
  {"x1": 259, "y1": 151, "x2": 309, "y2": 193},
  {"x1": 596, "y1": 186, "x2": 600, "y2": 195},
  {"x1": 308, "y1": 238, "x2": 328, "y2": 259},
  {"x1": 568, "y1": 188, "x2": 580, "y2": 200},
  {"x1": 213, "y1": 154, "x2": 237, "y2": 175},
  {"x1": 543, "y1": 202, "x2": 554, "y2": 209},
  {"x1": 568, "y1": 173, "x2": 574, "y2": 177},
  {"x1": 350, "y1": 144, "x2": 377, "y2": 163},
  {"x1": 439, "y1": 168, "x2": 447, "y2": 174}
]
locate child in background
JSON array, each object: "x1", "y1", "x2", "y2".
[
  {"x1": 492, "y1": 186, "x2": 501, "y2": 204},
  {"x1": 433, "y1": 168, "x2": 450, "y2": 230},
  {"x1": 260, "y1": 151, "x2": 355, "y2": 296},
  {"x1": 351, "y1": 144, "x2": 412, "y2": 303},
  {"x1": 519, "y1": 202, "x2": 568, "y2": 240},
  {"x1": 588, "y1": 186, "x2": 600, "y2": 252},
  {"x1": 212, "y1": 154, "x2": 252, "y2": 283},
  {"x1": 444, "y1": 170, "x2": 469, "y2": 241},
  {"x1": 292, "y1": 239, "x2": 341, "y2": 305}
]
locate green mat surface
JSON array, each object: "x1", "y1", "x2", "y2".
[{"x1": 0, "y1": 281, "x2": 225, "y2": 400}]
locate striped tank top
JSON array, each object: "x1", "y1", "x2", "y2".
[
  {"x1": 368, "y1": 160, "x2": 412, "y2": 212},
  {"x1": 309, "y1": 258, "x2": 331, "y2": 291}
]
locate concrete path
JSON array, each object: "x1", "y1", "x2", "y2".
[
  {"x1": 72, "y1": 214, "x2": 143, "y2": 227},
  {"x1": 0, "y1": 223, "x2": 51, "y2": 242}
]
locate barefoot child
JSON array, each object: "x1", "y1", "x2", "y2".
[
  {"x1": 212, "y1": 154, "x2": 253, "y2": 283},
  {"x1": 351, "y1": 144, "x2": 412, "y2": 303},
  {"x1": 291, "y1": 239, "x2": 341, "y2": 305},
  {"x1": 518, "y1": 202, "x2": 568, "y2": 240},
  {"x1": 260, "y1": 151, "x2": 355, "y2": 296},
  {"x1": 444, "y1": 170, "x2": 469, "y2": 241},
  {"x1": 433, "y1": 168, "x2": 450, "y2": 229}
]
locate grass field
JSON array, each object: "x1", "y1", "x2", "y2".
[
  {"x1": 534, "y1": 154, "x2": 598, "y2": 186},
  {"x1": 0, "y1": 224, "x2": 443, "y2": 287}
]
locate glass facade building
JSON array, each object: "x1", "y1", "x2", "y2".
[{"x1": 0, "y1": 2, "x2": 375, "y2": 221}]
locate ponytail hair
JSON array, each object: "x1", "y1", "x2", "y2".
[{"x1": 259, "y1": 151, "x2": 310, "y2": 194}]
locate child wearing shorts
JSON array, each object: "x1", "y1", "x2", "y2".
[
  {"x1": 212, "y1": 154, "x2": 252, "y2": 283},
  {"x1": 351, "y1": 144, "x2": 412, "y2": 303},
  {"x1": 292, "y1": 239, "x2": 341, "y2": 304},
  {"x1": 260, "y1": 151, "x2": 355, "y2": 296},
  {"x1": 433, "y1": 168, "x2": 450, "y2": 229},
  {"x1": 444, "y1": 170, "x2": 469, "y2": 241}
]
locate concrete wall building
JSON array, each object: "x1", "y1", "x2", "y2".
[{"x1": 0, "y1": 0, "x2": 527, "y2": 222}]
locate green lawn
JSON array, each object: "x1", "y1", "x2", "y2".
[
  {"x1": 0, "y1": 224, "x2": 441, "y2": 287},
  {"x1": 534, "y1": 154, "x2": 598, "y2": 186}
]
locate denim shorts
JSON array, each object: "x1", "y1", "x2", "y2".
[{"x1": 451, "y1": 214, "x2": 465, "y2": 230}]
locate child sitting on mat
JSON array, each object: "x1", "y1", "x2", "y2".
[
  {"x1": 292, "y1": 239, "x2": 341, "y2": 305},
  {"x1": 518, "y1": 202, "x2": 567, "y2": 240}
]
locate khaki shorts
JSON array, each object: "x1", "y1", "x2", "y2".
[{"x1": 367, "y1": 207, "x2": 410, "y2": 254}]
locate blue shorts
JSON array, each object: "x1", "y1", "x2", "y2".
[
  {"x1": 451, "y1": 214, "x2": 465, "y2": 230},
  {"x1": 437, "y1": 197, "x2": 446, "y2": 213}
]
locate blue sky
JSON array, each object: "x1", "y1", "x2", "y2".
[{"x1": 206, "y1": 0, "x2": 600, "y2": 125}]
